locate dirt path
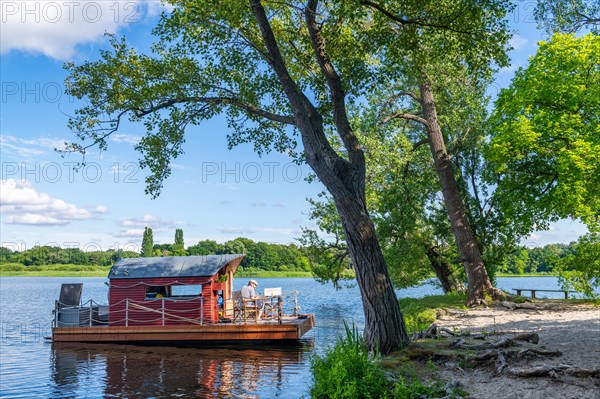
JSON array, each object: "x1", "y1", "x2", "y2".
[{"x1": 434, "y1": 303, "x2": 600, "y2": 399}]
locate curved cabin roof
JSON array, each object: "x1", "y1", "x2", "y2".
[{"x1": 108, "y1": 254, "x2": 245, "y2": 279}]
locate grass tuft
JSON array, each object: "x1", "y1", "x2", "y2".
[{"x1": 398, "y1": 292, "x2": 468, "y2": 334}]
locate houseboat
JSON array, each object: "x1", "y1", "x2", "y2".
[{"x1": 51, "y1": 254, "x2": 314, "y2": 344}]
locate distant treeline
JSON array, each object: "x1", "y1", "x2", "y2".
[
  {"x1": 0, "y1": 238, "x2": 579, "y2": 276},
  {"x1": 0, "y1": 237, "x2": 310, "y2": 272},
  {"x1": 498, "y1": 242, "x2": 579, "y2": 274}
]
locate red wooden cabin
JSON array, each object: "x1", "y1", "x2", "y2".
[{"x1": 107, "y1": 254, "x2": 244, "y2": 326}]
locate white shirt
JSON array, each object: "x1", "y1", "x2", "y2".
[{"x1": 241, "y1": 284, "x2": 255, "y2": 299}]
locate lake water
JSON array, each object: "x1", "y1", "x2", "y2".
[{"x1": 0, "y1": 276, "x2": 568, "y2": 398}]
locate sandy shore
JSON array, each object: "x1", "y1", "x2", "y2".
[{"x1": 434, "y1": 302, "x2": 600, "y2": 399}]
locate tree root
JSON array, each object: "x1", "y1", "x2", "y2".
[
  {"x1": 464, "y1": 349, "x2": 509, "y2": 374},
  {"x1": 466, "y1": 287, "x2": 510, "y2": 307},
  {"x1": 465, "y1": 346, "x2": 565, "y2": 376},
  {"x1": 499, "y1": 301, "x2": 562, "y2": 311},
  {"x1": 513, "y1": 348, "x2": 562, "y2": 358},
  {"x1": 508, "y1": 365, "x2": 600, "y2": 378},
  {"x1": 513, "y1": 333, "x2": 539, "y2": 344},
  {"x1": 411, "y1": 323, "x2": 459, "y2": 340},
  {"x1": 466, "y1": 297, "x2": 486, "y2": 307},
  {"x1": 489, "y1": 287, "x2": 509, "y2": 301},
  {"x1": 410, "y1": 323, "x2": 599, "y2": 383},
  {"x1": 451, "y1": 336, "x2": 516, "y2": 350}
]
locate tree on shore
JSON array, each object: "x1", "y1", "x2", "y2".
[
  {"x1": 64, "y1": 0, "x2": 417, "y2": 353},
  {"x1": 487, "y1": 33, "x2": 599, "y2": 232},
  {"x1": 173, "y1": 228, "x2": 186, "y2": 256},
  {"x1": 487, "y1": 33, "x2": 599, "y2": 295},
  {"x1": 175, "y1": 229, "x2": 184, "y2": 247},
  {"x1": 141, "y1": 227, "x2": 154, "y2": 257},
  {"x1": 62, "y1": 0, "x2": 529, "y2": 350},
  {"x1": 358, "y1": 0, "x2": 512, "y2": 305},
  {"x1": 300, "y1": 123, "x2": 465, "y2": 293}
]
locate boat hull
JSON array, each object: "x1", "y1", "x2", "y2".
[{"x1": 52, "y1": 315, "x2": 314, "y2": 344}]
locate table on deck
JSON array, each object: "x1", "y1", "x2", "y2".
[{"x1": 241, "y1": 296, "x2": 282, "y2": 323}]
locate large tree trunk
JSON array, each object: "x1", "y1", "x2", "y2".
[
  {"x1": 250, "y1": 0, "x2": 410, "y2": 353},
  {"x1": 425, "y1": 245, "x2": 465, "y2": 294},
  {"x1": 420, "y1": 82, "x2": 504, "y2": 305},
  {"x1": 333, "y1": 192, "x2": 411, "y2": 353}
]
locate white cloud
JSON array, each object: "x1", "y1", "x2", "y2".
[
  {"x1": 115, "y1": 228, "x2": 145, "y2": 238},
  {"x1": 1, "y1": 1, "x2": 171, "y2": 60},
  {"x1": 146, "y1": 0, "x2": 173, "y2": 17},
  {"x1": 509, "y1": 34, "x2": 528, "y2": 51},
  {"x1": 218, "y1": 227, "x2": 256, "y2": 235},
  {"x1": 0, "y1": 179, "x2": 90, "y2": 225},
  {"x1": 119, "y1": 213, "x2": 176, "y2": 229},
  {"x1": 216, "y1": 226, "x2": 297, "y2": 236},
  {"x1": 255, "y1": 227, "x2": 297, "y2": 235},
  {"x1": 0, "y1": 135, "x2": 65, "y2": 158},
  {"x1": 110, "y1": 134, "x2": 142, "y2": 145},
  {"x1": 522, "y1": 220, "x2": 588, "y2": 246},
  {"x1": 272, "y1": 202, "x2": 285, "y2": 208},
  {"x1": 251, "y1": 201, "x2": 266, "y2": 208},
  {"x1": 94, "y1": 204, "x2": 108, "y2": 214},
  {"x1": 0, "y1": 141, "x2": 45, "y2": 157}
]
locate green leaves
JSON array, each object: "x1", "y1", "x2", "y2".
[
  {"x1": 535, "y1": 0, "x2": 600, "y2": 34},
  {"x1": 141, "y1": 227, "x2": 154, "y2": 257},
  {"x1": 363, "y1": 0, "x2": 513, "y2": 84},
  {"x1": 557, "y1": 233, "x2": 600, "y2": 298},
  {"x1": 487, "y1": 33, "x2": 600, "y2": 231}
]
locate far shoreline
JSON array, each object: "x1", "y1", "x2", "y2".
[
  {"x1": 0, "y1": 267, "x2": 557, "y2": 279},
  {"x1": 0, "y1": 268, "x2": 314, "y2": 278}
]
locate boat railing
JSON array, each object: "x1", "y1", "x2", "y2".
[
  {"x1": 103, "y1": 297, "x2": 206, "y2": 327},
  {"x1": 53, "y1": 299, "x2": 109, "y2": 328},
  {"x1": 53, "y1": 290, "x2": 306, "y2": 328}
]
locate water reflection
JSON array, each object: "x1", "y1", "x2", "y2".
[{"x1": 51, "y1": 343, "x2": 312, "y2": 398}]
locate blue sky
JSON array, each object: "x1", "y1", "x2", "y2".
[{"x1": 0, "y1": 1, "x2": 588, "y2": 252}]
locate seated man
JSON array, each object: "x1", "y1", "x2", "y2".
[{"x1": 241, "y1": 279, "x2": 264, "y2": 319}]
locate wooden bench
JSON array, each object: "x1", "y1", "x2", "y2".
[{"x1": 513, "y1": 288, "x2": 577, "y2": 299}]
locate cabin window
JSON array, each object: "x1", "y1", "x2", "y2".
[
  {"x1": 170, "y1": 285, "x2": 203, "y2": 297},
  {"x1": 145, "y1": 286, "x2": 170, "y2": 299}
]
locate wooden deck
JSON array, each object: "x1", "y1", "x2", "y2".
[{"x1": 52, "y1": 315, "x2": 314, "y2": 344}]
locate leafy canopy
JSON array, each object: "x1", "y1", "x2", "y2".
[
  {"x1": 535, "y1": 0, "x2": 600, "y2": 34},
  {"x1": 63, "y1": 0, "x2": 384, "y2": 197},
  {"x1": 487, "y1": 33, "x2": 600, "y2": 231}
]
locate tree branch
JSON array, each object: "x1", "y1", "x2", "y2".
[
  {"x1": 361, "y1": 0, "x2": 474, "y2": 35},
  {"x1": 412, "y1": 138, "x2": 428, "y2": 150},
  {"x1": 380, "y1": 111, "x2": 429, "y2": 127},
  {"x1": 305, "y1": 0, "x2": 364, "y2": 168},
  {"x1": 249, "y1": 0, "x2": 353, "y2": 186},
  {"x1": 61, "y1": 95, "x2": 296, "y2": 161},
  {"x1": 249, "y1": 0, "x2": 309, "y2": 111},
  {"x1": 132, "y1": 96, "x2": 295, "y2": 125},
  {"x1": 384, "y1": 91, "x2": 420, "y2": 105}
]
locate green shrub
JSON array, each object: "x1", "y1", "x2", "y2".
[
  {"x1": 310, "y1": 322, "x2": 465, "y2": 398},
  {"x1": 310, "y1": 323, "x2": 391, "y2": 398},
  {"x1": 0, "y1": 263, "x2": 25, "y2": 271}
]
